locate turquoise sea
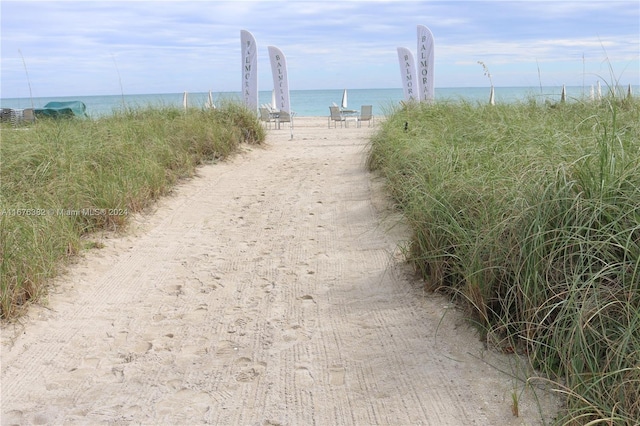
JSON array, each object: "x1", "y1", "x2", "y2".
[{"x1": 1, "y1": 86, "x2": 637, "y2": 119}]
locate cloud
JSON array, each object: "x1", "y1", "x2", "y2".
[{"x1": 1, "y1": 1, "x2": 637, "y2": 98}]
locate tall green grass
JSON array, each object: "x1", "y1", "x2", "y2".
[
  {"x1": 368, "y1": 96, "x2": 639, "y2": 424},
  {"x1": 0, "y1": 103, "x2": 265, "y2": 319}
]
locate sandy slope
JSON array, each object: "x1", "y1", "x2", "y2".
[{"x1": 1, "y1": 117, "x2": 560, "y2": 425}]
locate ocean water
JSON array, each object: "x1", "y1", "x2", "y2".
[{"x1": 1, "y1": 86, "x2": 637, "y2": 119}]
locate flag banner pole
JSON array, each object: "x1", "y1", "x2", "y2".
[
  {"x1": 268, "y1": 46, "x2": 291, "y2": 114},
  {"x1": 397, "y1": 47, "x2": 418, "y2": 102},
  {"x1": 417, "y1": 25, "x2": 435, "y2": 102},
  {"x1": 241, "y1": 30, "x2": 258, "y2": 112}
]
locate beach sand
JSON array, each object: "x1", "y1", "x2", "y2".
[{"x1": 1, "y1": 116, "x2": 560, "y2": 425}]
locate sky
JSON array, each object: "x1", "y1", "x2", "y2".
[{"x1": 1, "y1": 0, "x2": 638, "y2": 98}]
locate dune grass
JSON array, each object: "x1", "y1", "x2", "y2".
[
  {"x1": 0, "y1": 102, "x2": 265, "y2": 319},
  {"x1": 368, "y1": 95, "x2": 639, "y2": 424}
]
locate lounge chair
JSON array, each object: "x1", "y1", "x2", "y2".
[
  {"x1": 358, "y1": 105, "x2": 373, "y2": 127},
  {"x1": 276, "y1": 110, "x2": 294, "y2": 130},
  {"x1": 1, "y1": 108, "x2": 36, "y2": 126},
  {"x1": 1, "y1": 108, "x2": 13, "y2": 123},
  {"x1": 259, "y1": 107, "x2": 276, "y2": 129},
  {"x1": 23, "y1": 108, "x2": 35, "y2": 123},
  {"x1": 328, "y1": 106, "x2": 345, "y2": 128}
]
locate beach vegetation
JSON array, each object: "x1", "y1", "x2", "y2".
[
  {"x1": 0, "y1": 102, "x2": 265, "y2": 319},
  {"x1": 368, "y1": 94, "x2": 639, "y2": 424}
]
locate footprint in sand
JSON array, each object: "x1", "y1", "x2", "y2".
[
  {"x1": 295, "y1": 366, "x2": 315, "y2": 387},
  {"x1": 329, "y1": 365, "x2": 346, "y2": 386},
  {"x1": 234, "y1": 357, "x2": 266, "y2": 382},
  {"x1": 282, "y1": 324, "x2": 311, "y2": 343}
]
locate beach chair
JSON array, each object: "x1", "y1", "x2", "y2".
[
  {"x1": 5, "y1": 108, "x2": 32, "y2": 126},
  {"x1": 357, "y1": 105, "x2": 373, "y2": 127},
  {"x1": 328, "y1": 106, "x2": 345, "y2": 128},
  {"x1": 23, "y1": 108, "x2": 35, "y2": 123},
  {"x1": 1, "y1": 108, "x2": 12, "y2": 123},
  {"x1": 276, "y1": 110, "x2": 294, "y2": 130},
  {"x1": 259, "y1": 107, "x2": 276, "y2": 129}
]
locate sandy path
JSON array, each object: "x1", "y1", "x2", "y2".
[{"x1": 1, "y1": 117, "x2": 559, "y2": 425}]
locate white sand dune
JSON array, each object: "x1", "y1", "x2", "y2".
[{"x1": 1, "y1": 117, "x2": 560, "y2": 425}]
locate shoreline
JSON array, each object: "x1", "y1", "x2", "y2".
[{"x1": 5, "y1": 84, "x2": 636, "y2": 118}]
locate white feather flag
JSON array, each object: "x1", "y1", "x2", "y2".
[
  {"x1": 417, "y1": 25, "x2": 435, "y2": 102},
  {"x1": 397, "y1": 47, "x2": 418, "y2": 102},
  {"x1": 268, "y1": 46, "x2": 291, "y2": 114},
  {"x1": 241, "y1": 30, "x2": 258, "y2": 112}
]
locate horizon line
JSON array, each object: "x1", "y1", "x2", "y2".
[{"x1": 3, "y1": 84, "x2": 639, "y2": 101}]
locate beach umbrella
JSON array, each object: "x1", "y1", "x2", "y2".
[
  {"x1": 561, "y1": 85, "x2": 566, "y2": 103},
  {"x1": 489, "y1": 86, "x2": 495, "y2": 105},
  {"x1": 341, "y1": 89, "x2": 348, "y2": 109},
  {"x1": 205, "y1": 90, "x2": 215, "y2": 109},
  {"x1": 183, "y1": 91, "x2": 188, "y2": 111}
]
